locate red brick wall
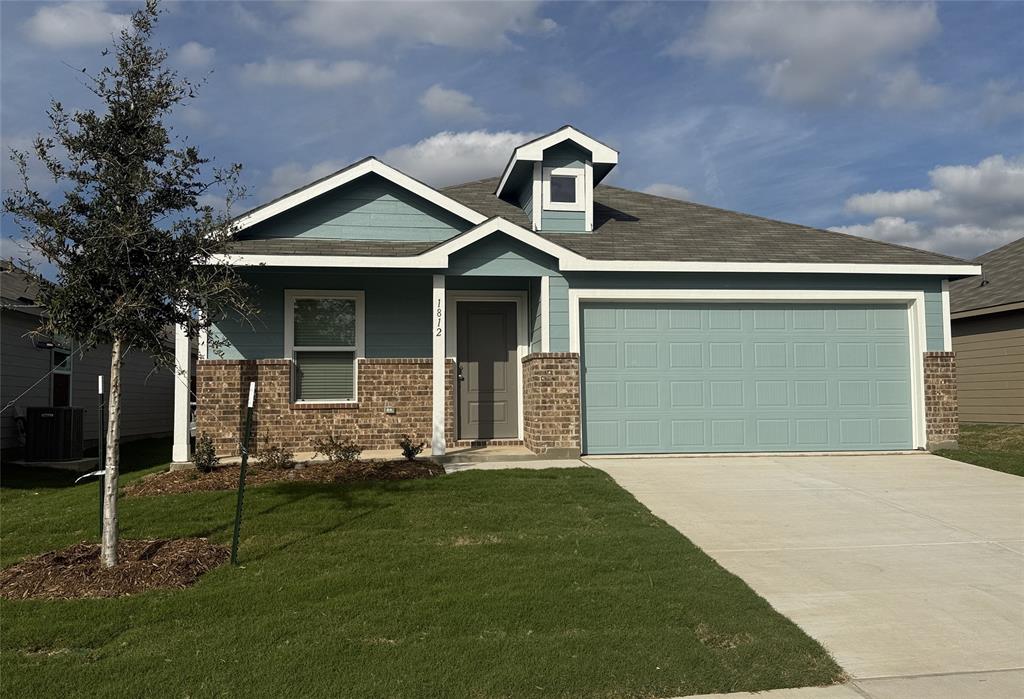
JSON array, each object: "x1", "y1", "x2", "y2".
[
  {"x1": 521, "y1": 353, "x2": 581, "y2": 456},
  {"x1": 924, "y1": 351, "x2": 959, "y2": 449},
  {"x1": 195, "y1": 358, "x2": 455, "y2": 457}
]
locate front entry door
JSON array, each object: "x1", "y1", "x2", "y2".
[{"x1": 457, "y1": 301, "x2": 519, "y2": 440}]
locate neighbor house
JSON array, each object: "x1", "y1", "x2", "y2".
[
  {"x1": 177, "y1": 126, "x2": 980, "y2": 463},
  {"x1": 1, "y1": 261, "x2": 182, "y2": 461},
  {"x1": 949, "y1": 237, "x2": 1024, "y2": 424}
]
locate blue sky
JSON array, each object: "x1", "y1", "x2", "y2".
[{"x1": 2, "y1": 1, "x2": 1022, "y2": 262}]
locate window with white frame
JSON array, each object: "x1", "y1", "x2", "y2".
[
  {"x1": 542, "y1": 166, "x2": 585, "y2": 211},
  {"x1": 285, "y1": 291, "x2": 364, "y2": 402},
  {"x1": 52, "y1": 347, "x2": 72, "y2": 407}
]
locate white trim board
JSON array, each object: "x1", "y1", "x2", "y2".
[
  {"x1": 445, "y1": 290, "x2": 528, "y2": 442},
  {"x1": 283, "y1": 289, "x2": 366, "y2": 404},
  {"x1": 940, "y1": 279, "x2": 952, "y2": 352},
  {"x1": 233, "y1": 158, "x2": 486, "y2": 233},
  {"x1": 568, "y1": 288, "x2": 929, "y2": 451}
]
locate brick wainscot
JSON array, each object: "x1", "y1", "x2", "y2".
[
  {"x1": 923, "y1": 351, "x2": 959, "y2": 450},
  {"x1": 521, "y1": 352, "x2": 582, "y2": 457},
  {"x1": 196, "y1": 358, "x2": 455, "y2": 457}
]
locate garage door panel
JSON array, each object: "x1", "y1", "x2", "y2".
[{"x1": 581, "y1": 303, "x2": 914, "y2": 454}]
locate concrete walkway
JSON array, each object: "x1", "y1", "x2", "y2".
[{"x1": 590, "y1": 453, "x2": 1024, "y2": 698}]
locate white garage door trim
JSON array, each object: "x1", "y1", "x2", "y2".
[{"x1": 569, "y1": 289, "x2": 928, "y2": 450}]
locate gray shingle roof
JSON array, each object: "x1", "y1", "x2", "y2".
[
  {"x1": 0, "y1": 261, "x2": 45, "y2": 317},
  {"x1": 443, "y1": 178, "x2": 969, "y2": 266},
  {"x1": 949, "y1": 237, "x2": 1024, "y2": 314}
]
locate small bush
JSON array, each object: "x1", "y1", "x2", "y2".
[
  {"x1": 255, "y1": 445, "x2": 296, "y2": 470},
  {"x1": 313, "y1": 435, "x2": 362, "y2": 464},
  {"x1": 398, "y1": 435, "x2": 425, "y2": 462},
  {"x1": 193, "y1": 433, "x2": 219, "y2": 473}
]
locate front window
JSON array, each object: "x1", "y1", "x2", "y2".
[
  {"x1": 52, "y1": 347, "x2": 72, "y2": 407},
  {"x1": 542, "y1": 166, "x2": 585, "y2": 211},
  {"x1": 549, "y1": 175, "x2": 577, "y2": 203},
  {"x1": 287, "y1": 292, "x2": 363, "y2": 402}
]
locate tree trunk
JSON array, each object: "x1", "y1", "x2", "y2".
[{"x1": 101, "y1": 337, "x2": 125, "y2": 568}]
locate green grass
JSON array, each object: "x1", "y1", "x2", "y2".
[
  {"x1": 936, "y1": 423, "x2": 1024, "y2": 477},
  {"x1": 2, "y1": 441, "x2": 843, "y2": 698}
]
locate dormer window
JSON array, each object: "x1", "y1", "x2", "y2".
[{"x1": 543, "y1": 167, "x2": 585, "y2": 211}]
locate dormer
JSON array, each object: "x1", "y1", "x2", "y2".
[{"x1": 495, "y1": 126, "x2": 618, "y2": 233}]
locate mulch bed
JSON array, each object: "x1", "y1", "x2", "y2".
[
  {"x1": 0, "y1": 539, "x2": 229, "y2": 600},
  {"x1": 122, "y1": 459, "x2": 445, "y2": 497}
]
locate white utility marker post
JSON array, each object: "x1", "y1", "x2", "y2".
[
  {"x1": 432, "y1": 274, "x2": 446, "y2": 456},
  {"x1": 171, "y1": 321, "x2": 191, "y2": 465}
]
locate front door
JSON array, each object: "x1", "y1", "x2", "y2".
[{"x1": 457, "y1": 301, "x2": 519, "y2": 440}]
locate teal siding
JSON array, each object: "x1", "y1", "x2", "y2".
[
  {"x1": 529, "y1": 277, "x2": 542, "y2": 353},
  {"x1": 447, "y1": 233, "x2": 559, "y2": 277},
  {"x1": 540, "y1": 142, "x2": 588, "y2": 233},
  {"x1": 240, "y1": 174, "x2": 472, "y2": 242},
  {"x1": 543, "y1": 141, "x2": 588, "y2": 169},
  {"x1": 549, "y1": 276, "x2": 570, "y2": 350},
  {"x1": 564, "y1": 273, "x2": 946, "y2": 352},
  {"x1": 541, "y1": 209, "x2": 586, "y2": 232},
  {"x1": 582, "y1": 303, "x2": 914, "y2": 454},
  {"x1": 210, "y1": 270, "x2": 433, "y2": 360}
]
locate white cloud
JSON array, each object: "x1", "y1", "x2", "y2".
[
  {"x1": 834, "y1": 154, "x2": 1024, "y2": 258},
  {"x1": 240, "y1": 58, "x2": 392, "y2": 89},
  {"x1": 672, "y1": 2, "x2": 940, "y2": 107},
  {"x1": 24, "y1": 2, "x2": 130, "y2": 48},
  {"x1": 263, "y1": 160, "x2": 346, "y2": 199},
  {"x1": 419, "y1": 85, "x2": 487, "y2": 122},
  {"x1": 643, "y1": 183, "x2": 693, "y2": 201},
  {"x1": 879, "y1": 65, "x2": 944, "y2": 109},
  {"x1": 846, "y1": 188, "x2": 942, "y2": 218},
  {"x1": 287, "y1": 1, "x2": 556, "y2": 50},
  {"x1": 382, "y1": 130, "x2": 539, "y2": 187},
  {"x1": 259, "y1": 130, "x2": 537, "y2": 199},
  {"x1": 982, "y1": 80, "x2": 1024, "y2": 124},
  {"x1": 176, "y1": 41, "x2": 215, "y2": 68}
]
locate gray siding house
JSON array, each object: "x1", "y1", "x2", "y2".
[
  {"x1": 949, "y1": 237, "x2": 1024, "y2": 424},
  {"x1": 1, "y1": 262, "x2": 178, "y2": 459},
  {"x1": 183, "y1": 126, "x2": 980, "y2": 462}
]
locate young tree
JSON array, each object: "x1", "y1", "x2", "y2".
[{"x1": 4, "y1": 0, "x2": 253, "y2": 567}]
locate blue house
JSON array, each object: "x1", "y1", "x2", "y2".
[{"x1": 181, "y1": 126, "x2": 980, "y2": 462}]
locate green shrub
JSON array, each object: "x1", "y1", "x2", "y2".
[
  {"x1": 255, "y1": 445, "x2": 296, "y2": 470},
  {"x1": 313, "y1": 435, "x2": 362, "y2": 464},
  {"x1": 193, "y1": 433, "x2": 219, "y2": 473},
  {"x1": 398, "y1": 435, "x2": 425, "y2": 462}
]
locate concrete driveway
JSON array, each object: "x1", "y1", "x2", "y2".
[{"x1": 589, "y1": 453, "x2": 1024, "y2": 697}]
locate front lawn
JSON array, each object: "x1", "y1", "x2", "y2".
[
  {"x1": 2, "y1": 445, "x2": 843, "y2": 698},
  {"x1": 936, "y1": 423, "x2": 1024, "y2": 477}
]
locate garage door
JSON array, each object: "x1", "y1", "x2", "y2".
[{"x1": 581, "y1": 303, "x2": 914, "y2": 454}]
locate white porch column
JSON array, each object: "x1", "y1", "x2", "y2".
[
  {"x1": 540, "y1": 275, "x2": 551, "y2": 353},
  {"x1": 171, "y1": 321, "x2": 191, "y2": 465},
  {"x1": 432, "y1": 274, "x2": 447, "y2": 456}
]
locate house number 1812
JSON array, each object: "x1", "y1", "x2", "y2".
[{"x1": 436, "y1": 299, "x2": 443, "y2": 337}]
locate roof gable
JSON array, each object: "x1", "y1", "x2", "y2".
[{"x1": 232, "y1": 158, "x2": 487, "y2": 235}]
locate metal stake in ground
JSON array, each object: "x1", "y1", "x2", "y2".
[
  {"x1": 230, "y1": 381, "x2": 256, "y2": 565},
  {"x1": 97, "y1": 375, "x2": 105, "y2": 538}
]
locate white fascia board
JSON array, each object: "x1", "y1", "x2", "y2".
[
  {"x1": 211, "y1": 252, "x2": 981, "y2": 279},
  {"x1": 208, "y1": 253, "x2": 449, "y2": 268},
  {"x1": 232, "y1": 158, "x2": 486, "y2": 233},
  {"x1": 558, "y1": 260, "x2": 983, "y2": 276},
  {"x1": 496, "y1": 126, "x2": 619, "y2": 198}
]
